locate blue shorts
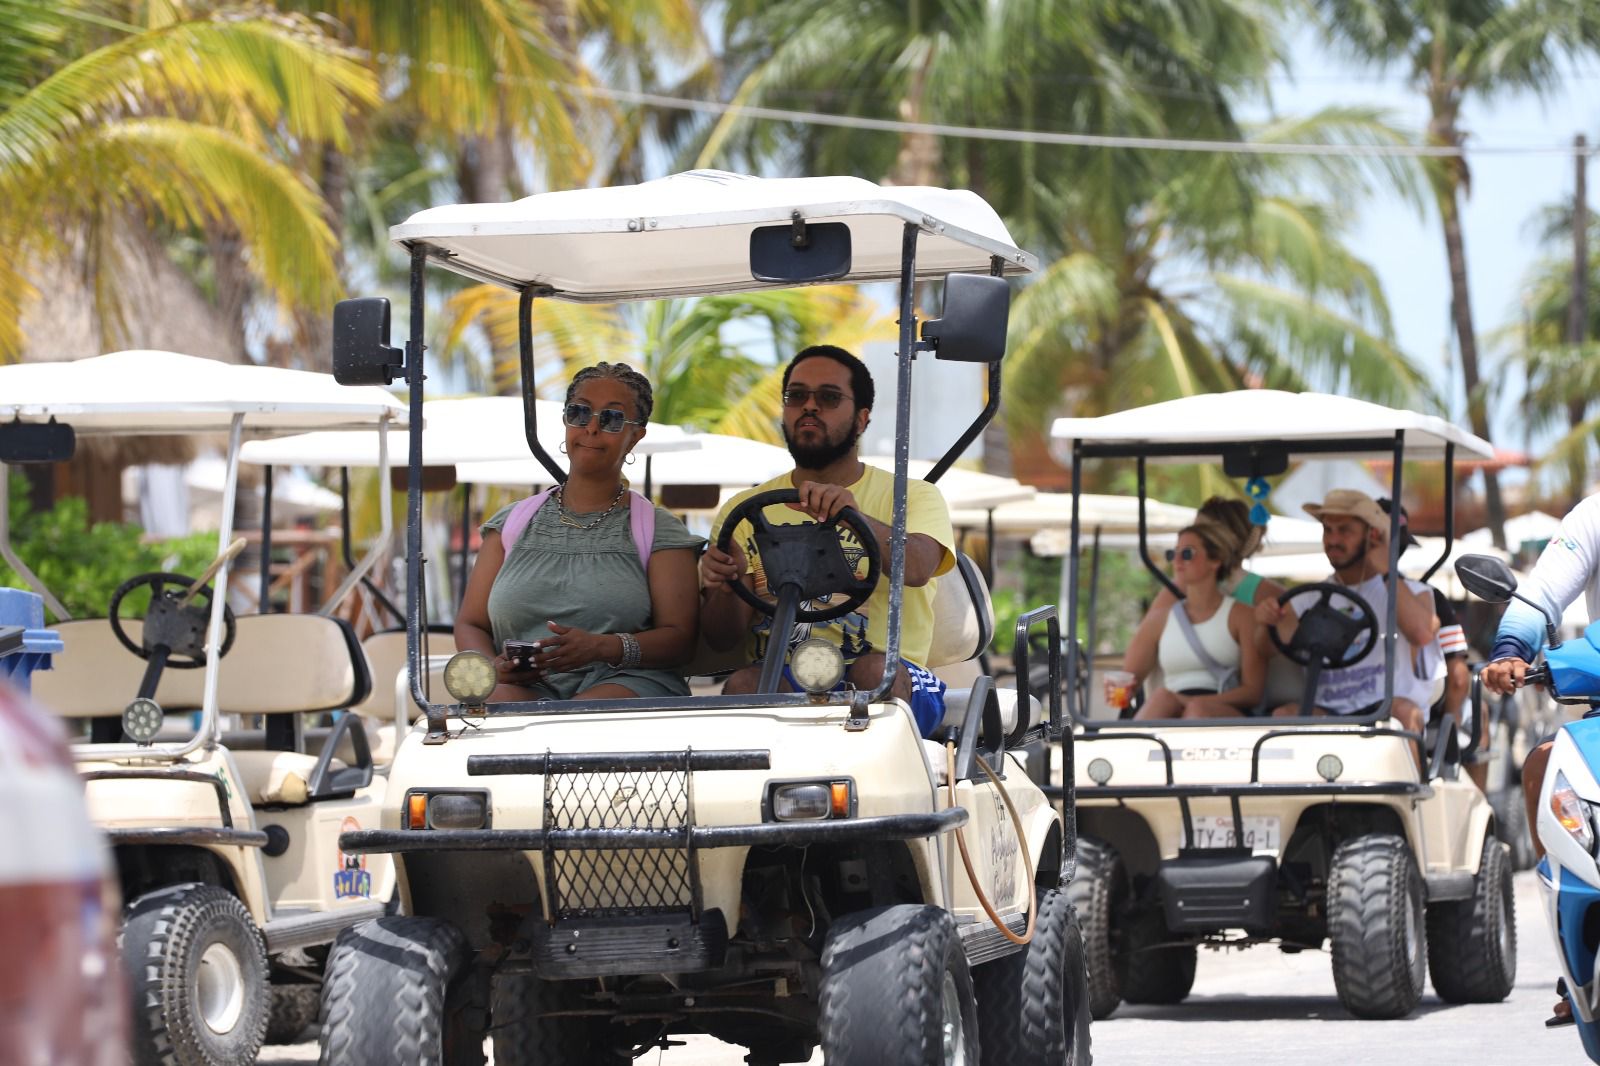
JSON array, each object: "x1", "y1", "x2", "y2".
[{"x1": 781, "y1": 657, "x2": 947, "y2": 738}]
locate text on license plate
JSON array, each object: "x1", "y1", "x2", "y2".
[{"x1": 1189, "y1": 815, "x2": 1279, "y2": 851}]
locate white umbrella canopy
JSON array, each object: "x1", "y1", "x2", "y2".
[
  {"x1": 0, "y1": 349, "x2": 408, "y2": 434},
  {"x1": 959, "y1": 493, "x2": 1194, "y2": 546},
  {"x1": 240, "y1": 395, "x2": 698, "y2": 468},
  {"x1": 458, "y1": 431, "x2": 783, "y2": 489},
  {"x1": 863, "y1": 457, "x2": 1034, "y2": 511},
  {"x1": 1462, "y1": 510, "x2": 1562, "y2": 550}
]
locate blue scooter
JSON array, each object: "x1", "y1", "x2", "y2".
[{"x1": 1458, "y1": 554, "x2": 1600, "y2": 1062}]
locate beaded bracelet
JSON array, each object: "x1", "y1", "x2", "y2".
[{"x1": 618, "y1": 632, "x2": 641, "y2": 669}]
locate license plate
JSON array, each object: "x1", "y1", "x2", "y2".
[{"x1": 1189, "y1": 815, "x2": 1279, "y2": 851}]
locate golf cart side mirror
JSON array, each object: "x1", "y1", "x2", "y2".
[
  {"x1": 749, "y1": 220, "x2": 852, "y2": 284},
  {"x1": 332, "y1": 298, "x2": 404, "y2": 386},
  {"x1": 1453, "y1": 554, "x2": 1517, "y2": 604},
  {"x1": 0, "y1": 417, "x2": 74, "y2": 463},
  {"x1": 920, "y1": 273, "x2": 1010, "y2": 363}
]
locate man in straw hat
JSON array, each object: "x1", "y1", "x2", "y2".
[{"x1": 1257, "y1": 489, "x2": 1439, "y2": 744}]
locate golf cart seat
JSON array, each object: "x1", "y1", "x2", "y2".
[{"x1": 345, "y1": 626, "x2": 457, "y2": 764}]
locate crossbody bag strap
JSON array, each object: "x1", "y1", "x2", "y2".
[{"x1": 1172, "y1": 600, "x2": 1239, "y2": 692}]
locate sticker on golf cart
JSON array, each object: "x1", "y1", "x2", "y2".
[
  {"x1": 1149, "y1": 747, "x2": 1291, "y2": 762},
  {"x1": 1190, "y1": 815, "x2": 1279, "y2": 851},
  {"x1": 333, "y1": 816, "x2": 372, "y2": 899}
]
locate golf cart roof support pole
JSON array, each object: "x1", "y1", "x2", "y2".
[
  {"x1": 983, "y1": 507, "x2": 995, "y2": 587},
  {"x1": 923, "y1": 255, "x2": 1007, "y2": 485},
  {"x1": 321, "y1": 416, "x2": 393, "y2": 616},
  {"x1": 1086, "y1": 525, "x2": 1102, "y2": 703},
  {"x1": 1139, "y1": 456, "x2": 1181, "y2": 598},
  {"x1": 1383, "y1": 430, "x2": 1403, "y2": 715},
  {"x1": 259, "y1": 465, "x2": 273, "y2": 611},
  {"x1": 1422, "y1": 441, "x2": 1455, "y2": 582},
  {"x1": 863, "y1": 221, "x2": 921, "y2": 705},
  {"x1": 402, "y1": 245, "x2": 443, "y2": 739},
  {"x1": 644, "y1": 454, "x2": 653, "y2": 499},
  {"x1": 457, "y1": 482, "x2": 471, "y2": 610},
  {"x1": 197, "y1": 412, "x2": 246, "y2": 753},
  {"x1": 0, "y1": 461, "x2": 69, "y2": 621},
  {"x1": 338, "y1": 467, "x2": 403, "y2": 626},
  {"x1": 518, "y1": 286, "x2": 566, "y2": 485},
  {"x1": 1066, "y1": 444, "x2": 1082, "y2": 722}
]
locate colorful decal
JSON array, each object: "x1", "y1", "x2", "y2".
[
  {"x1": 333, "y1": 816, "x2": 372, "y2": 899},
  {"x1": 986, "y1": 792, "x2": 1018, "y2": 907},
  {"x1": 211, "y1": 769, "x2": 232, "y2": 801}
]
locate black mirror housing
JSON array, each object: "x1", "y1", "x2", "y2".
[
  {"x1": 332, "y1": 298, "x2": 404, "y2": 386},
  {"x1": 920, "y1": 273, "x2": 1010, "y2": 363},
  {"x1": 749, "y1": 220, "x2": 852, "y2": 284},
  {"x1": 0, "y1": 417, "x2": 75, "y2": 463},
  {"x1": 1454, "y1": 554, "x2": 1518, "y2": 604}
]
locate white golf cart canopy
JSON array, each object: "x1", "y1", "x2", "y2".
[
  {"x1": 457, "y1": 431, "x2": 785, "y2": 490},
  {"x1": 864, "y1": 458, "x2": 1035, "y2": 512},
  {"x1": 954, "y1": 492, "x2": 1193, "y2": 538},
  {"x1": 240, "y1": 396, "x2": 697, "y2": 468},
  {"x1": 391, "y1": 170, "x2": 1037, "y2": 300},
  {"x1": 1050, "y1": 390, "x2": 1495, "y2": 462}
]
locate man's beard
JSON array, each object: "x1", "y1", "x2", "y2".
[{"x1": 785, "y1": 419, "x2": 861, "y2": 470}]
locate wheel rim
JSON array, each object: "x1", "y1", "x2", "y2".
[
  {"x1": 196, "y1": 941, "x2": 246, "y2": 1035},
  {"x1": 1497, "y1": 865, "x2": 1513, "y2": 959},
  {"x1": 1404, "y1": 877, "x2": 1423, "y2": 976},
  {"x1": 940, "y1": 971, "x2": 967, "y2": 1066}
]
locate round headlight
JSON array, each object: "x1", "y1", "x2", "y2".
[
  {"x1": 1087, "y1": 757, "x2": 1114, "y2": 785},
  {"x1": 1316, "y1": 753, "x2": 1344, "y2": 782},
  {"x1": 122, "y1": 697, "x2": 165, "y2": 745},
  {"x1": 443, "y1": 651, "x2": 497, "y2": 705},
  {"x1": 789, "y1": 637, "x2": 845, "y2": 695}
]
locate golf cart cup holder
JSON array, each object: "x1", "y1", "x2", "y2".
[
  {"x1": 1269, "y1": 582, "x2": 1378, "y2": 671},
  {"x1": 714, "y1": 489, "x2": 881, "y2": 623},
  {"x1": 108, "y1": 571, "x2": 237, "y2": 668}
]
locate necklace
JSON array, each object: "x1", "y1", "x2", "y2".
[{"x1": 553, "y1": 481, "x2": 627, "y2": 531}]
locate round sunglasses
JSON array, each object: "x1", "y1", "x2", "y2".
[
  {"x1": 563, "y1": 402, "x2": 644, "y2": 434},
  {"x1": 781, "y1": 386, "x2": 852, "y2": 410},
  {"x1": 1165, "y1": 547, "x2": 1199, "y2": 563}
]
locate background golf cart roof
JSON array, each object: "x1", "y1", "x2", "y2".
[
  {"x1": 1049, "y1": 391, "x2": 1495, "y2": 462},
  {"x1": 952, "y1": 492, "x2": 1194, "y2": 537},
  {"x1": 239, "y1": 396, "x2": 697, "y2": 468},
  {"x1": 0, "y1": 350, "x2": 408, "y2": 434},
  {"x1": 390, "y1": 170, "x2": 1038, "y2": 300},
  {"x1": 864, "y1": 458, "x2": 1035, "y2": 511},
  {"x1": 457, "y1": 431, "x2": 786, "y2": 489}
]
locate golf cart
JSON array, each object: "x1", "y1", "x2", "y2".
[
  {"x1": 324, "y1": 170, "x2": 1086, "y2": 1066},
  {"x1": 0, "y1": 350, "x2": 408, "y2": 1064},
  {"x1": 1050, "y1": 391, "x2": 1513, "y2": 1020}
]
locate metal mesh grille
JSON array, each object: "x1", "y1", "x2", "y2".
[{"x1": 543, "y1": 767, "x2": 694, "y2": 918}]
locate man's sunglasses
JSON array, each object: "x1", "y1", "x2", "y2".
[
  {"x1": 781, "y1": 386, "x2": 852, "y2": 410},
  {"x1": 1165, "y1": 547, "x2": 1198, "y2": 563},
  {"x1": 563, "y1": 402, "x2": 644, "y2": 434}
]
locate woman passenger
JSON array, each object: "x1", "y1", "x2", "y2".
[{"x1": 454, "y1": 363, "x2": 703, "y2": 703}]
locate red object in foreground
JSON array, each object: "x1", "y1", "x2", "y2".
[{"x1": 0, "y1": 682, "x2": 128, "y2": 1066}]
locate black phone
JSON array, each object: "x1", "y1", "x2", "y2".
[{"x1": 503, "y1": 639, "x2": 540, "y2": 670}]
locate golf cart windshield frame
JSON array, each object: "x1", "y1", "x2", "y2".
[
  {"x1": 1065, "y1": 432, "x2": 1458, "y2": 732},
  {"x1": 396, "y1": 230, "x2": 1012, "y2": 741}
]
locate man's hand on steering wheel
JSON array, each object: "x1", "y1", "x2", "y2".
[
  {"x1": 713, "y1": 489, "x2": 881, "y2": 623},
  {"x1": 1268, "y1": 582, "x2": 1379, "y2": 670},
  {"x1": 700, "y1": 539, "x2": 748, "y2": 592},
  {"x1": 786, "y1": 480, "x2": 862, "y2": 524}
]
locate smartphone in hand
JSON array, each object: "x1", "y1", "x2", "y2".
[{"x1": 502, "y1": 639, "x2": 540, "y2": 672}]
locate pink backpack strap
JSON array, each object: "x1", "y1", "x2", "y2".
[{"x1": 498, "y1": 488, "x2": 654, "y2": 572}]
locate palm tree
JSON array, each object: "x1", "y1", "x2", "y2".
[
  {"x1": 1315, "y1": 0, "x2": 1600, "y2": 546},
  {"x1": 0, "y1": 2, "x2": 378, "y2": 362}
]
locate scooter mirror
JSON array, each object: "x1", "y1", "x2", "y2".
[{"x1": 1454, "y1": 554, "x2": 1518, "y2": 604}]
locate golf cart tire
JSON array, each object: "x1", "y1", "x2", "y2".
[
  {"x1": 491, "y1": 973, "x2": 627, "y2": 1065},
  {"x1": 123, "y1": 882, "x2": 270, "y2": 1066},
  {"x1": 1114, "y1": 906, "x2": 1196, "y2": 1005},
  {"x1": 1063, "y1": 837, "x2": 1123, "y2": 1019},
  {"x1": 264, "y1": 984, "x2": 320, "y2": 1044},
  {"x1": 818, "y1": 904, "x2": 980, "y2": 1066},
  {"x1": 1327, "y1": 833, "x2": 1425, "y2": 1019},
  {"x1": 1490, "y1": 787, "x2": 1537, "y2": 872},
  {"x1": 973, "y1": 889, "x2": 1093, "y2": 1066},
  {"x1": 318, "y1": 917, "x2": 484, "y2": 1066},
  {"x1": 1425, "y1": 835, "x2": 1516, "y2": 1003}
]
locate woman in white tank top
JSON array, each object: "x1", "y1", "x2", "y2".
[{"x1": 1115, "y1": 523, "x2": 1265, "y2": 720}]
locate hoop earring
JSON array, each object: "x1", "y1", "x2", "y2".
[
  {"x1": 558, "y1": 442, "x2": 568, "y2": 455},
  {"x1": 624, "y1": 452, "x2": 637, "y2": 465}
]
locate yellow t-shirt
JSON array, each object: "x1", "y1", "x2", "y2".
[{"x1": 712, "y1": 464, "x2": 956, "y2": 666}]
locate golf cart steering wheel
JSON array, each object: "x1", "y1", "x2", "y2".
[
  {"x1": 715, "y1": 489, "x2": 881, "y2": 623},
  {"x1": 108, "y1": 572, "x2": 237, "y2": 669},
  {"x1": 1269, "y1": 582, "x2": 1378, "y2": 670}
]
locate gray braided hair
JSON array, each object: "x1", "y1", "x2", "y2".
[{"x1": 565, "y1": 361, "x2": 654, "y2": 422}]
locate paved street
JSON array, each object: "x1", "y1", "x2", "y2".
[{"x1": 262, "y1": 870, "x2": 1587, "y2": 1065}]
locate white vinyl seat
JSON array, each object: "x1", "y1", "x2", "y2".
[{"x1": 346, "y1": 628, "x2": 456, "y2": 765}]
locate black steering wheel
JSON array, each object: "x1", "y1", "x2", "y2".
[
  {"x1": 1269, "y1": 582, "x2": 1378, "y2": 670},
  {"x1": 715, "y1": 489, "x2": 881, "y2": 623},
  {"x1": 108, "y1": 571, "x2": 237, "y2": 669}
]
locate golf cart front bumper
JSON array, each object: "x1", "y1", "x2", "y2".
[{"x1": 1157, "y1": 852, "x2": 1277, "y2": 932}]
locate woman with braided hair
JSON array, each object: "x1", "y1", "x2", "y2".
[{"x1": 455, "y1": 362, "x2": 704, "y2": 703}]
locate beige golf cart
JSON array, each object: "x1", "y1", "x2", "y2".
[
  {"x1": 323, "y1": 170, "x2": 1085, "y2": 1066},
  {"x1": 0, "y1": 350, "x2": 408, "y2": 1064},
  {"x1": 1051, "y1": 391, "x2": 1514, "y2": 1021}
]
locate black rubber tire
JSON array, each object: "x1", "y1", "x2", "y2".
[
  {"x1": 974, "y1": 889, "x2": 1093, "y2": 1066},
  {"x1": 1426, "y1": 835, "x2": 1517, "y2": 1003},
  {"x1": 819, "y1": 904, "x2": 980, "y2": 1066},
  {"x1": 1490, "y1": 787, "x2": 1538, "y2": 872},
  {"x1": 264, "y1": 985, "x2": 321, "y2": 1044},
  {"x1": 1327, "y1": 833, "x2": 1426, "y2": 1019},
  {"x1": 318, "y1": 917, "x2": 484, "y2": 1066},
  {"x1": 1063, "y1": 837, "x2": 1123, "y2": 1019},
  {"x1": 122, "y1": 882, "x2": 270, "y2": 1066},
  {"x1": 1114, "y1": 906, "x2": 1196, "y2": 1005},
  {"x1": 490, "y1": 973, "x2": 628, "y2": 1064}
]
